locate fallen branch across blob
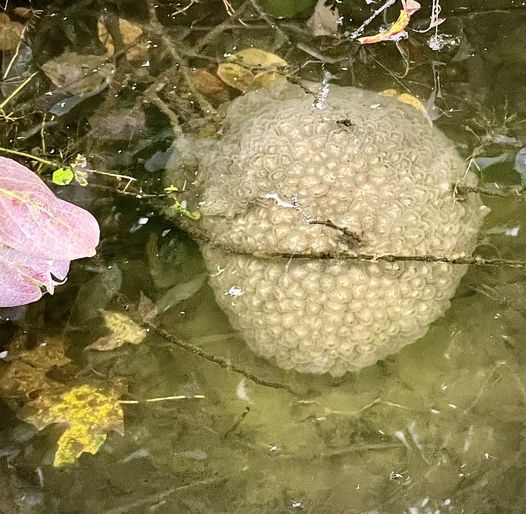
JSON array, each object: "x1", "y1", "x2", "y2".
[
  {"x1": 455, "y1": 184, "x2": 526, "y2": 201},
  {"x1": 223, "y1": 247, "x2": 526, "y2": 269}
]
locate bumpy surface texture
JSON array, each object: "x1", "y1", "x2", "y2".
[{"x1": 166, "y1": 81, "x2": 486, "y2": 375}]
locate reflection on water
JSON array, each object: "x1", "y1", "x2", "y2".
[{"x1": 2, "y1": 0, "x2": 526, "y2": 512}]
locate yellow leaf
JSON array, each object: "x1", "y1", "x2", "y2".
[
  {"x1": 252, "y1": 71, "x2": 284, "y2": 89},
  {"x1": 397, "y1": 92, "x2": 427, "y2": 114},
  {"x1": 216, "y1": 63, "x2": 255, "y2": 93},
  {"x1": 21, "y1": 384, "x2": 124, "y2": 467},
  {"x1": 379, "y1": 88, "x2": 398, "y2": 98},
  {"x1": 230, "y1": 48, "x2": 288, "y2": 68},
  {"x1": 85, "y1": 311, "x2": 147, "y2": 351},
  {"x1": 380, "y1": 89, "x2": 430, "y2": 122},
  {"x1": 217, "y1": 48, "x2": 288, "y2": 93}
]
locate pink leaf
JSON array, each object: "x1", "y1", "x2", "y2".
[
  {"x1": 0, "y1": 157, "x2": 99, "y2": 260},
  {"x1": 49, "y1": 259, "x2": 71, "y2": 280},
  {"x1": 0, "y1": 244, "x2": 71, "y2": 307}
]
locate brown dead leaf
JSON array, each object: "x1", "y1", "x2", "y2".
[
  {"x1": 0, "y1": 336, "x2": 71, "y2": 400},
  {"x1": 41, "y1": 52, "x2": 114, "y2": 95},
  {"x1": 12, "y1": 7, "x2": 36, "y2": 19},
  {"x1": 192, "y1": 68, "x2": 230, "y2": 103},
  {"x1": 0, "y1": 13, "x2": 24, "y2": 51},
  {"x1": 306, "y1": 0, "x2": 340, "y2": 37},
  {"x1": 137, "y1": 292, "x2": 158, "y2": 323},
  {"x1": 85, "y1": 311, "x2": 147, "y2": 351},
  {"x1": 97, "y1": 17, "x2": 147, "y2": 62}
]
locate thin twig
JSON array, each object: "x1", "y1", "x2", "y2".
[
  {"x1": 456, "y1": 185, "x2": 526, "y2": 201},
  {"x1": 0, "y1": 146, "x2": 56, "y2": 166},
  {"x1": 349, "y1": 0, "x2": 398, "y2": 40},
  {"x1": 193, "y1": 1, "x2": 249, "y2": 52},
  {"x1": 119, "y1": 394, "x2": 205, "y2": 404},
  {"x1": 307, "y1": 218, "x2": 361, "y2": 246},
  {"x1": 248, "y1": 0, "x2": 290, "y2": 44},
  {"x1": 142, "y1": 81, "x2": 183, "y2": 137},
  {"x1": 296, "y1": 42, "x2": 348, "y2": 64},
  {"x1": 144, "y1": 321, "x2": 300, "y2": 395},
  {"x1": 223, "y1": 406, "x2": 250, "y2": 438},
  {"x1": 172, "y1": 0, "x2": 200, "y2": 16},
  {"x1": 104, "y1": 477, "x2": 226, "y2": 514},
  {"x1": 146, "y1": 0, "x2": 217, "y2": 116},
  {"x1": 0, "y1": 71, "x2": 38, "y2": 110},
  {"x1": 2, "y1": 24, "x2": 28, "y2": 80}
]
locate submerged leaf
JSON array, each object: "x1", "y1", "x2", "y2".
[
  {"x1": 155, "y1": 273, "x2": 206, "y2": 314},
  {"x1": 21, "y1": 384, "x2": 124, "y2": 466},
  {"x1": 217, "y1": 49, "x2": 288, "y2": 93},
  {"x1": 380, "y1": 89, "x2": 431, "y2": 123},
  {"x1": 41, "y1": 52, "x2": 114, "y2": 96},
  {"x1": 98, "y1": 17, "x2": 146, "y2": 62},
  {"x1": 0, "y1": 336, "x2": 71, "y2": 399},
  {"x1": 0, "y1": 13, "x2": 24, "y2": 51},
  {"x1": 216, "y1": 62, "x2": 254, "y2": 93},
  {"x1": 71, "y1": 264, "x2": 122, "y2": 323},
  {"x1": 192, "y1": 68, "x2": 230, "y2": 103},
  {"x1": 0, "y1": 243, "x2": 70, "y2": 307},
  {"x1": 306, "y1": 0, "x2": 340, "y2": 37},
  {"x1": 85, "y1": 311, "x2": 147, "y2": 351},
  {"x1": 0, "y1": 157, "x2": 99, "y2": 261},
  {"x1": 231, "y1": 48, "x2": 288, "y2": 69},
  {"x1": 146, "y1": 233, "x2": 186, "y2": 289}
]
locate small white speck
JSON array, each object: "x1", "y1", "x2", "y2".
[
  {"x1": 262, "y1": 193, "x2": 296, "y2": 209},
  {"x1": 505, "y1": 226, "x2": 520, "y2": 237},
  {"x1": 226, "y1": 286, "x2": 244, "y2": 297},
  {"x1": 235, "y1": 378, "x2": 253, "y2": 404},
  {"x1": 211, "y1": 266, "x2": 225, "y2": 277}
]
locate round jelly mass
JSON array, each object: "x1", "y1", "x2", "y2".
[{"x1": 165, "y1": 81, "x2": 487, "y2": 376}]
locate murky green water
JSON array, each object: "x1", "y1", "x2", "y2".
[{"x1": 2, "y1": 1, "x2": 526, "y2": 512}]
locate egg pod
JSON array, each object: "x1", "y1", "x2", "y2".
[{"x1": 167, "y1": 81, "x2": 486, "y2": 375}]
